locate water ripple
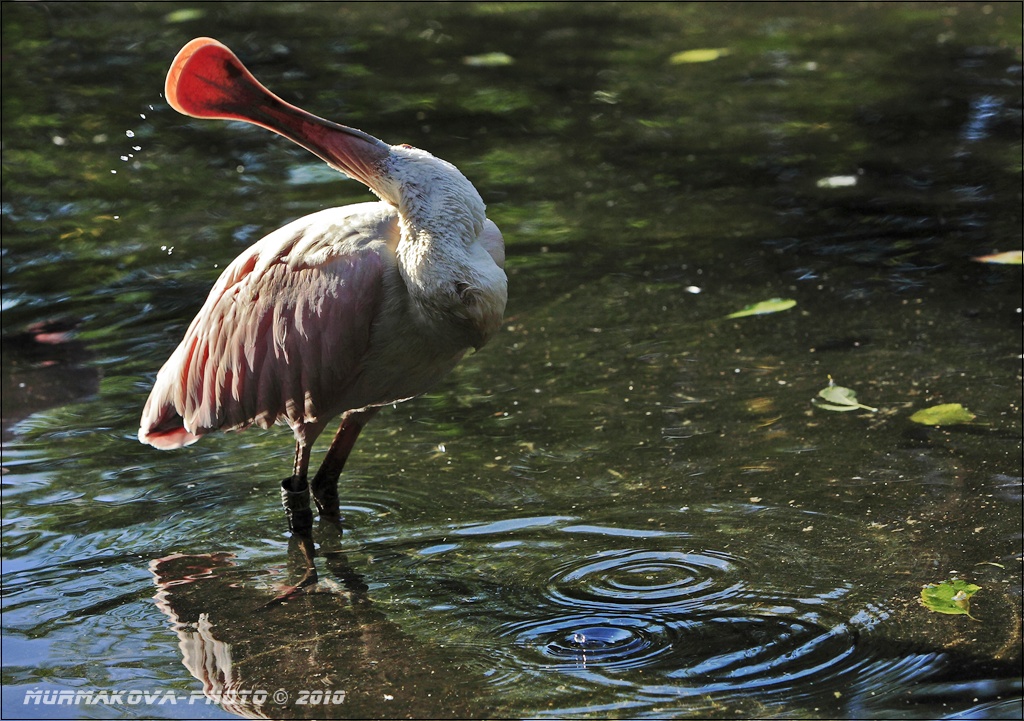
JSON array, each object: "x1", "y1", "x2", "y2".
[
  {"x1": 482, "y1": 534, "x2": 872, "y2": 712},
  {"x1": 663, "y1": 615, "x2": 856, "y2": 689},
  {"x1": 547, "y1": 548, "x2": 746, "y2": 613},
  {"x1": 505, "y1": 613, "x2": 678, "y2": 672},
  {"x1": 497, "y1": 607, "x2": 862, "y2": 705}
]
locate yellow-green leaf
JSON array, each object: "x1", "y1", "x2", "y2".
[
  {"x1": 909, "y1": 403, "x2": 976, "y2": 426},
  {"x1": 725, "y1": 298, "x2": 796, "y2": 319},
  {"x1": 670, "y1": 48, "x2": 730, "y2": 64},
  {"x1": 812, "y1": 381, "x2": 878, "y2": 413},
  {"x1": 164, "y1": 8, "x2": 205, "y2": 23},
  {"x1": 972, "y1": 250, "x2": 1023, "y2": 265},
  {"x1": 920, "y1": 579, "x2": 981, "y2": 619}
]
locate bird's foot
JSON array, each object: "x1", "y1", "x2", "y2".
[
  {"x1": 259, "y1": 532, "x2": 320, "y2": 609},
  {"x1": 262, "y1": 566, "x2": 319, "y2": 608}
]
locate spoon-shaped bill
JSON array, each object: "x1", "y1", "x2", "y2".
[{"x1": 165, "y1": 37, "x2": 390, "y2": 191}]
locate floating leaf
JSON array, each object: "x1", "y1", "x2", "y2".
[
  {"x1": 725, "y1": 298, "x2": 796, "y2": 319},
  {"x1": 920, "y1": 579, "x2": 981, "y2": 619},
  {"x1": 972, "y1": 250, "x2": 1023, "y2": 265},
  {"x1": 909, "y1": 403, "x2": 976, "y2": 426},
  {"x1": 816, "y1": 175, "x2": 858, "y2": 188},
  {"x1": 670, "y1": 48, "x2": 730, "y2": 64},
  {"x1": 163, "y1": 8, "x2": 206, "y2": 23},
  {"x1": 463, "y1": 52, "x2": 514, "y2": 67},
  {"x1": 812, "y1": 381, "x2": 878, "y2": 413}
]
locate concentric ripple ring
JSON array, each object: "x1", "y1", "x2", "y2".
[{"x1": 546, "y1": 548, "x2": 747, "y2": 613}]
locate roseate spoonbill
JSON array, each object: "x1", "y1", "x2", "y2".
[{"x1": 139, "y1": 38, "x2": 507, "y2": 588}]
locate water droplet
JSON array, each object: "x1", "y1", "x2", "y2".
[
  {"x1": 125, "y1": 130, "x2": 135, "y2": 138},
  {"x1": 120, "y1": 155, "x2": 129, "y2": 161},
  {"x1": 140, "y1": 113, "x2": 147, "y2": 120},
  {"x1": 572, "y1": 632, "x2": 587, "y2": 645}
]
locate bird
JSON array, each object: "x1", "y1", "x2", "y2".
[{"x1": 139, "y1": 38, "x2": 507, "y2": 590}]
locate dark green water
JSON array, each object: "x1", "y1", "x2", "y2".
[{"x1": 2, "y1": 2, "x2": 1021, "y2": 719}]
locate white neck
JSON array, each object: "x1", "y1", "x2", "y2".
[{"x1": 376, "y1": 146, "x2": 507, "y2": 348}]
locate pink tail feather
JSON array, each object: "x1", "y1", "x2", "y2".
[{"x1": 139, "y1": 399, "x2": 202, "y2": 449}]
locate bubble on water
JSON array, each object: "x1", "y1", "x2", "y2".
[{"x1": 503, "y1": 613, "x2": 674, "y2": 671}]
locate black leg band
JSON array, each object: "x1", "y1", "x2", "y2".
[{"x1": 281, "y1": 478, "x2": 314, "y2": 534}]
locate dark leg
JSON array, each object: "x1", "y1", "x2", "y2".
[
  {"x1": 311, "y1": 407, "x2": 380, "y2": 527},
  {"x1": 280, "y1": 439, "x2": 317, "y2": 588}
]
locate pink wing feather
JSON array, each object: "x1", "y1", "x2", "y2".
[{"x1": 140, "y1": 204, "x2": 398, "y2": 449}]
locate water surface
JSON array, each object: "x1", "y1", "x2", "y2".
[{"x1": 2, "y1": 2, "x2": 1022, "y2": 719}]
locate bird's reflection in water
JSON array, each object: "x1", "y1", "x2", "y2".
[{"x1": 150, "y1": 552, "x2": 488, "y2": 719}]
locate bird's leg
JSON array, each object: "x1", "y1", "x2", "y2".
[
  {"x1": 311, "y1": 407, "x2": 380, "y2": 529},
  {"x1": 280, "y1": 439, "x2": 317, "y2": 588}
]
